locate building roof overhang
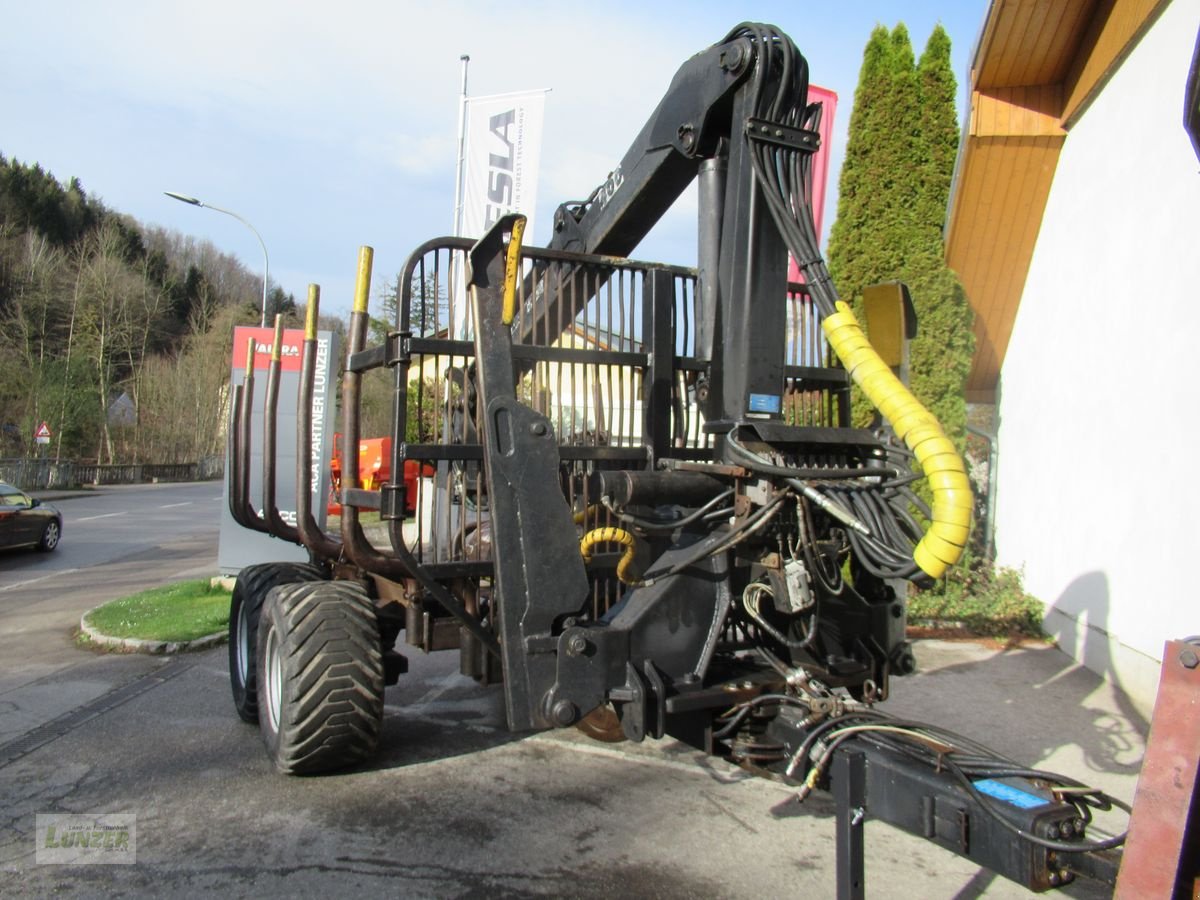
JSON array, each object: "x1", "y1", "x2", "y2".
[{"x1": 945, "y1": 0, "x2": 1170, "y2": 402}]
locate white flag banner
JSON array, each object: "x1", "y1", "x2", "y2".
[
  {"x1": 452, "y1": 88, "x2": 547, "y2": 338},
  {"x1": 459, "y1": 89, "x2": 548, "y2": 240}
]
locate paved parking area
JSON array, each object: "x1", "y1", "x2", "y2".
[{"x1": 0, "y1": 636, "x2": 1145, "y2": 898}]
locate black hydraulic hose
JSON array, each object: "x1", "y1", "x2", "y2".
[
  {"x1": 642, "y1": 492, "x2": 788, "y2": 583},
  {"x1": 899, "y1": 486, "x2": 932, "y2": 520},
  {"x1": 785, "y1": 710, "x2": 890, "y2": 777},
  {"x1": 843, "y1": 490, "x2": 885, "y2": 540},
  {"x1": 796, "y1": 495, "x2": 844, "y2": 596},
  {"x1": 605, "y1": 488, "x2": 735, "y2": 534},
  {"x1": 847, "y1": 529, "x2": 920, "y2": 580},
  {"x1": 851, "y1": 489, "x2": 915, "y2": 553},
  {"x1": 713, "y1": 692, "x2": 808, "y2": 740},
  {"x1": 885, "y1": 497, "x2": 926, "y2": 543}
]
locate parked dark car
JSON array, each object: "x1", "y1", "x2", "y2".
[{"x1": 0, "y1": 482, "x2": 62, "y2": 552}]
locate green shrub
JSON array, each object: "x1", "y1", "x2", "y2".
[{"x1": 909, "y1": 554, "x2": 1045, "y2": 638}]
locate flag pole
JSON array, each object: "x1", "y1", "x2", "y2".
[
  {"x1": 450, "y1": 54, "x2": 470, "y2": 339},
  {"x1": 452, "y1": 54, "x2": 470, "y2": 236}
]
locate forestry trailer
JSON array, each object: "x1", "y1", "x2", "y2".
[{"x1": 225, "y1": 23, "x2": 1132, "y2": 894}]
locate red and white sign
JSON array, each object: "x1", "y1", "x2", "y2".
[
  {"x1": 231, "y1": 327, "x2": 306, "y2": 373},
  {"x1": 34, "y1": 421, "x2": 51, "y2": 443}
]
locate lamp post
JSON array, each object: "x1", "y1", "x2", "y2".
[{"x1": 164, "y1": 191, "x2": 270, "y2": 327}]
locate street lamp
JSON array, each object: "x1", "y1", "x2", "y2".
[{"x1": 164, "y1": 191, "x2": 270, "y2": 327}]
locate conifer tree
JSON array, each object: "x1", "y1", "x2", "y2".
[
  {"x1": 825, "y1": 23, "x2": 974, "y2": 450},
  {"x1": 908, "y1": 25, "x2": 974, "y2": 449}
]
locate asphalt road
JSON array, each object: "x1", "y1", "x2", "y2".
[
  {"x1": 1, "y1": 481, "x2": 223, "y2": 579},
  {"x1": 0, "y1": 482, "x2": 223, "y2": 740},
  {"x1": 0, "y1": 482, "x2": 1147, "y2": 898}
]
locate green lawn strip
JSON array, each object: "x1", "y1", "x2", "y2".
[{"x1": 85, "y1": 579, "x2": 230, "y2": 642}]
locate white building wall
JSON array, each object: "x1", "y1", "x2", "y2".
[{"x1": 994, "y1": 0, "x2": 1200, "y2": 709}]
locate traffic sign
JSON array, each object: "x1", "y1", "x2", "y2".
[{"x1": 34, "y1": 421, "x2": 51, "y2": 442}]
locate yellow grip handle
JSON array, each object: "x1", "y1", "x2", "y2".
[
  {"x1": 270, "y1": 314, "x2": 284, "y2": 362},
  {"x1": 305, "y1": 285, "x2": 320, "y2": 340},
  {"x1": 353, "y1": 246, "x2": 374, "y2": 314},
  {"x1": 501, "y1": 215, "x2": 527, "y2": 325},
  {"x1": 822, "y1": 301, "x2": 971, "y2": 579}
]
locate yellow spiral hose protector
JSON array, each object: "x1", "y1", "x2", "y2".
[
  {"x1": 822, "y1": 301, "x2": 971, "y2": 579},
  {"x1": 580, "y1": 527, "x2": 640, "y2": 586}
]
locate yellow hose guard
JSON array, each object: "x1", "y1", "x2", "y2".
[
  {"x1": 822, "y1": 301, "x2": 972, "y2": 579},
  {"x1": 580, "y1": 526, "x2": 640, "y2": 586}
]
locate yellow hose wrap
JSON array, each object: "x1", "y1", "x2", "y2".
[
  {"x1": 580, "y1": 527, "x2": 640, "y2": 585},
  {"x1": 572, "y1": 505, "x2": 601, "y2": 527},
  {"x1": 822, "y1": 301, "x2": 971, "y2": 579}
]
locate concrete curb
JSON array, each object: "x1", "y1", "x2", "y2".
[{"x1": 78, "y1": 614, "x2": 227, "y2": 655}]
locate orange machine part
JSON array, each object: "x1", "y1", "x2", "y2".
[{"x1": 327, "y1": 434, "x2": 428, "y2": 516}]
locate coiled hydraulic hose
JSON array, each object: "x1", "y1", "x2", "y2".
[
  {"x1": 822, "y1": 302, "x2": 971, "y2": 579},
  {"x1": 579, "y1": 527, "x2": 640, "y2": 585}
]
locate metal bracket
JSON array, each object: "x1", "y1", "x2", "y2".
[
  {"x1": 379, "y1": 482, "x2": 406, "y2": 521},
  {"x1": 745, "y1": 117, "x2": 820, "y2": 152}
]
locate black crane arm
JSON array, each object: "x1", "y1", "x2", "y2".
[
  {"x1": 547, "y1": 25, "x2": 817, "y2": 259},
  {"x1": 530, "y1": 23, "x2": 824, "y2": 428},
  {"x1": 546, "y1": 30, "x2": 755, "y2": 257}
]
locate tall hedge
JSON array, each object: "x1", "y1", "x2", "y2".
[{"x1": 826, "y1": 24, "x2": 974, "y2": 450}]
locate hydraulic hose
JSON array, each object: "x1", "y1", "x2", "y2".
[
  {"x1": 580, "y1": 527, "x2": 640, "y2": 585},
  {"x1": 822, "y1": 301, "x2": 971, "y2": 579},
  {"x1": 730, "y1": 28, "x2": 970, "y2": 580}
]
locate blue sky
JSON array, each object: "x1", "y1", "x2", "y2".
[{"x1": 2, "y1": 1, "x2": 990, "y2": 320}]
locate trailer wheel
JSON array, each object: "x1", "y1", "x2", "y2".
[
  {"x1": 229, "y1": 562, "x2": 326, "y2": 723},
  {"x1": 256, "y1": 580, "x2": 384, "y2": 775}
]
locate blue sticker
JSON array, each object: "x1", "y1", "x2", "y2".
[
  {"x1": 973, "y1": 779, "x2": 1051, "y2": 810},
  {"x1": 748, "y1": 393, "x2": 782, "y2": 414}
]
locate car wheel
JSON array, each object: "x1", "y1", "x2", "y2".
[
  {"x1": 257, "y1": 580, "x2": 384, "y2": 775},
  {"x1": 229, "y1": 562, "x2": 327, "y2": 723},
  {"x1": 37, "y1": 519, "x2": 61, "y2": 552}
]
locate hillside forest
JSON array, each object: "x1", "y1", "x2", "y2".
[{"x1": 0, "y1": 155, "x2": 336, "y2": 464}]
